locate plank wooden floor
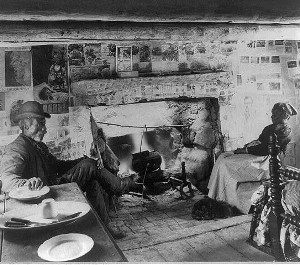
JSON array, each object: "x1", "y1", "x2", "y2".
[{"x1": 110, "y1": 188, "x2": 274, "y2": 262}]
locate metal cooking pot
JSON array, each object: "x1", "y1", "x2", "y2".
[{"x1": 132, "y1": 150, "x2": 162, "y2": 174}]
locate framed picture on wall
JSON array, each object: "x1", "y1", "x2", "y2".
[
  {"x1": 5, "y1": 50, "x2": 32, "y2": 88},
  {"x1": 116, "y1": 46, "x2": 132, "y2": 72}
]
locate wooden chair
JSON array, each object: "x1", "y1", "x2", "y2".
[{"x1": 247, "y1": 133, "x2": 300, "y2": 261}]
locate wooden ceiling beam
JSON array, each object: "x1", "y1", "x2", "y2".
[{"x1": 0, "y1": 0, "x2": 299, "y2": 24}]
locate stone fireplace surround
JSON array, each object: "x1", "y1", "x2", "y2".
[{"x1": 91, "y1": 97, "x2": 221, "y2": 189}]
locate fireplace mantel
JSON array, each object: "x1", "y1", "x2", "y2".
[{"x1": 72, "y1": 71, "x2": 233, "y2": 107}]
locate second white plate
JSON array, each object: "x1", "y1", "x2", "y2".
[
  {"x1": 37, "y1": 233, "x2": 94, "y2": 261},
  {"x1": 9, "y1": 186, "x2": 50, "y2": 201}
]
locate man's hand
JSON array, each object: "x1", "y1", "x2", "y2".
[
  {"x1": 70, "y1": 158, "x2": 98, "y2": 185},
  {"x1": 28, "y1": 177, "x2": 44, "y2": 190}
]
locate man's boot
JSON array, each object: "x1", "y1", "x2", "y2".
[
  {"x1": 98, "y1": 168, "x2": 146, "y2": 196},
  {"x1": 128, "y1": 182, "x2": 146, "y2": 194},
  {"x1": 117, "y1": 174, "x2": 151, "y2": 200}
]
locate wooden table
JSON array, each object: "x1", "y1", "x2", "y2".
[{"x1": 0, "y1": 182, "x2": 127, "y2": 263}]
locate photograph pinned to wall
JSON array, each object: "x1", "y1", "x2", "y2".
[
  {"x1": 5, "y1": 51, "x2": 31, "y2": 88},
  {"x1": 269, "y1": 81, "x2": 282, "y2": 94},
  {"x1": 284, "y1": 40, "x2": 294, "y2": 54},
  {"x1": 68, "y1": 44, "x2": 85, "y2": 66},
  {"x1": 84, "y1": 43, "x2": 102, "y2": 65},
  {"x1": 237, "y1": 75, "x2": 242, "y2": 86},
  {"x1": 285, "y1": 40, "x2": 293, "y2": 46},
  {"x1": 285, "y1": 46, "x2": 293, "y2": 53},
  {"x1": 268, "y1": 40, "x2": 274, "y2": 47},
  {"x1": 48, "y1": 49, "x2": 67, "y2": 92},
  {"x1": 151, "y1": 43, "x2": 163, "y2": 61},
  {"x1": 240, "y1": 56, "x2": 249, "y2": 63},
  {"x1": 287, "y1": 61, "x2": 297, "y2": 68},
  {"x1": 161, "y1": 43, "x2": 179, "y2": 62},
  {"x1": 256, "y1": 40, "x2": 266, "y2": 48},
  {"x1": 42, "y1": 112, "x2": 69, "y2": 143},
  {"x1": 195, "y1": 43, "x2": 206, "y2": 55},
  {"x1": 275, "y1": 40, "x2": 284, "y2": 46},
  {"x1": 139, "y1": 45, "x2": 151, "y2": 62},
  {"x1": 260, "y1": 56, "x2": 270, "y2": 64},
  {"x1": 131, "y1": 45, "x2": 139, "y2": 71},
  {"x1": 287, "y1": 60, "x2": 300, "y2": 78},
  {"x1": 139, "y1": 45, "x2": 152, "y2": 73},
  {"x1": 257, "y1": 82, "x2": 265, "y2": 92},
  {"x1": 70, "y1": 64, "x2": 111, "y2": 82},
  {"x1": 182, "y1": 43, "x2": 195, "y2": 60},
  {"x1": 116, "y1": 46, "x2": 132, "y2": 72},
  {"x1": 31, "y1": 45, "x2": 69, "y2": 113},
  {"x1": 271, "y1": 56, "x2": 280, "y2": 63},
  {"x1": 69, "y1": 43, "x2": 112, "y2": 82},
  {"x1": 294, "y1": 76, "x2": 300, "y2": 89},
  {"x1": 151, "y1": 43, "x2": 164, "y2": 72}
]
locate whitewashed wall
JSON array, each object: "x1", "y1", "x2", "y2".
[{"x1": 0, "y1": 23, "x2": 299, "y2": 167}]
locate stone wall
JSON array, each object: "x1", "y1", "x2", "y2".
[{"x1": 0, "y1": 22, "x2": 299, "y2": 168}]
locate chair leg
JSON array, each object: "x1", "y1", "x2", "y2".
[{"x1": 248, "y1": 204, "x2": 260, "y2": 242}]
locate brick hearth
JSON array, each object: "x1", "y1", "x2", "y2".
[{"x1": 109, "y1": 187, "x2": 274, "y2": 262}]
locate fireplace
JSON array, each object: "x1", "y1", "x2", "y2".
[{"x1": 91, "y1": 97, "x2": 221, "y2": 191}]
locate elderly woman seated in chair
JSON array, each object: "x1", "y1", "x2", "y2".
[{"x1": 207, "y1": 102, "x2": 297, "y2": 214}]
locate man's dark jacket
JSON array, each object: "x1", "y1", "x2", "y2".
[{"x1": 0, "y1": 134, "x2": 80, "y2": 192}]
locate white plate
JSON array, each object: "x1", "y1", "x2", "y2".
[
  {"x1": 0, "y1": 201, "x2": 90, "y2": 230},
  {"x1": 38, "y1": 233, "x2": 94, "y2": 261},
  {"x1": 9, "y1": 186, "x2": 50, "y2": 201}
]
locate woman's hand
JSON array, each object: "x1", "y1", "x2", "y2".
[
  {"x1": 245, "y1": 140, "x2": 261, "y2": 148},
  {"x1": 27, "y1": 177, "x2": 44, "y2": 190},
  {"x1": 234, "y1": 147, "x2": 248, "y2": 154}
]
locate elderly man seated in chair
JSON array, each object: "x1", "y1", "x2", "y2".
[
  {"x1": 207, "y1": 102, "x2": 297, "y2": 214},
  {"x1": 0, "y1": 101, "x2": 143, "y2": 239}
]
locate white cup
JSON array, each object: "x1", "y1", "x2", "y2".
[{"x1": 40, "y1": 198, "x2": 58, "y2": 219}]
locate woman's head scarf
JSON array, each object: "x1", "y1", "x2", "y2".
[{"x1": 271, "y1": 102, "x2": 297, "y2": 123}]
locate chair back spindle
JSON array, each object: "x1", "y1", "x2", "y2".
[{"x1": 268, "y1": 133, "x2": 285, "y2": 261}]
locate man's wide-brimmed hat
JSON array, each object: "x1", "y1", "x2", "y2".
[{"x1": 14, "y1": 101, "x2": 51, "y2": 122}]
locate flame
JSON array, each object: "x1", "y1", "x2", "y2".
[
  {"x1": 131, "y1": 131, "x2": 152, "y2": 154},
  {"x1": 118, "y1": 131, "x2": 153, "y2": 174},
  {"x1": 116, "y1": 130, "x2": 171, "y2": 174},
  {"x1": 118, "y1": 158, "x2": 135, "y2": 175}
]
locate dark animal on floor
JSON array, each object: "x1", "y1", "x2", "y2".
[{"x1": 192, "y1": 196, "x2": 241, "y2": 220}]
